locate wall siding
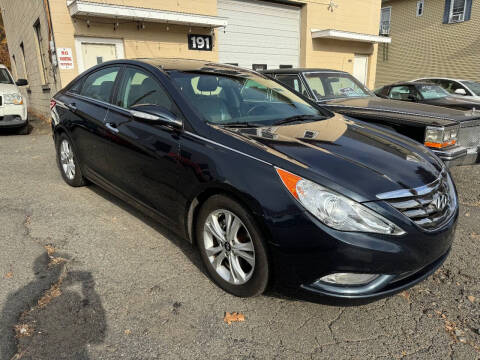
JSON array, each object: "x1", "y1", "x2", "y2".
[{"x1": 376, "y1": 0, "x2": 480, "y2": 87}]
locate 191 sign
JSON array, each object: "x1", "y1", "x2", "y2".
[{"x1": 188, "y1": 34, "x2": 213, "y2": 51}]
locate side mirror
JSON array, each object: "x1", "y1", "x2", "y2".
[
  {"x1": 16, "y1": 79, "x2": 28, "y2": 86},
  {"x1": 454, "y1": 88, "x2": 467, "y2": 96},
  {"x1": 129, "y1": 104, "x2": 182, "y2": 128}
]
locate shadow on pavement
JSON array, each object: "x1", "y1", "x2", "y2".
[{"x1": 0, "y1": 253, "x2": 106, "y2": 360}]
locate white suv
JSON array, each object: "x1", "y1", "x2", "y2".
[{"x1": 0, "y1": 64, "x2": 28, "y2": 134}]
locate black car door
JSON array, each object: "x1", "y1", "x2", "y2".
[
  {"x1": 62, "y1": 66, "x2": 122, "y2": 177},
  {"x1": 101, "y1": 65, "x2": 184, "y2": 223}
]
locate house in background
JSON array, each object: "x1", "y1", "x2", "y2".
[
  {"x1": 376, "y1": 0, "x2": 478, "y2": 88},
  {"x1": 0, "y1": 0, "x2": 387, "y2": 120}
]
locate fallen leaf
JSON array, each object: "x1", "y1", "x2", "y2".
[
  {"x1": 445, "y1": 320, "x2": 456, "y2": 332},
  {"x1": 224, "y1": 312, "x2": 245, "y2": 325},
  {"x1": 124, "y1": 329, "x2": 131, "y2": 335},
  {"x1": 14, "y1": 324, "x2": 34, "y2": 338},
  {"x1": 44, "y1": 245, "x2": 55, "y2": 256},
  {"x1": 468, "y1": 295, "x2": 476, "y2": 303},
  {"x1": 4, "y1": 272, "x2": 13, "y2": 279},
  {"x1": 398, "y1": 291, "x2": 410, "y2": 302}
]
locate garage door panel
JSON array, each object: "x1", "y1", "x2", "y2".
[
  {"x1": 218, "y1": 0, "x2": 300, "y2": 18},
  {"x1": 218, "y1": 0, "x2": 300, "y2": 69}
]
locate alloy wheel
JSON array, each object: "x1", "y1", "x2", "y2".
[
  {"x1": 203, "y1": 209, "x2": 255, "y2": 285},
  {"x1": 60, "y1": 139, "x2": 75, "y2": 180}
]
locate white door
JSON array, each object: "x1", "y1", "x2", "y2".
[
  {"x1": 353, "y1": 55, "x2": 369, "y2": 85},
  {"x1": 217, "y1": 0, "x2": 300, "y2": 70},
  {"x1": 75, "y1": 37, "x2": 125, "y2": 73}
]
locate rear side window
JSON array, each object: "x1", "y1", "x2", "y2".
[
  {"x1": 80, "y1": 66, "x2": 120, "y2": 103},
  {"x1": 275, "y1": 74, "x2": 309, "y2": 98}
]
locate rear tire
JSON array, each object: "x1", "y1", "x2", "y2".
[
  {"x1": 17, "y1": 124, "x2": 30, "y2": 135},
  {"x1": 56, "y1": 133, "x2": 87, "y2": 187},
  {"x1": 196, "y1": 195, "x2": 269, "y2": 297}
]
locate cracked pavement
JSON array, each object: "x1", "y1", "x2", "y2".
[{"x1": 0, "y1": 129, "x2": 479, "y2": 359}]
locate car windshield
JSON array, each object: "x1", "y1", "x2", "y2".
[
  {"x1": 462, "y1": 81, "x2": 480, "y2": 96},
  {"x1": 303, "y1": 73, "x2": 371, "y2": 100},
  {"x1": 0, "y1": 68, "x2": 13, "y2": 84},
  {"x1": 416, "y1": 84, "x2": 449, "y2": 99},
  {"x1": 168, "y1": 71, "x2": 330, "y2": 126}
]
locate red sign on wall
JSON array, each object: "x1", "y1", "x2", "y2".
[{"x1": 57, "y1": 48, "x2": 74, "y2": 70}]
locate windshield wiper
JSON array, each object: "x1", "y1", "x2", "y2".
[
  {"x1": 218, "y1": 122, "x2": 262, "y2": 128},
  {"x1": 273, "y1": 114, "x2": 326, "y2": 126}
]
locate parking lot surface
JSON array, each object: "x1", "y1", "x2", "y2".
[{"x1": 1, "y1": 130, "x2": 480, "y2": 360}]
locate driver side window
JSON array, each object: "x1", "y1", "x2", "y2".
[{"x1": 115, "y1": 67, "x2": 176, "y2": 113}]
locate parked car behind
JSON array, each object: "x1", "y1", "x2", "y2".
[
  {"x1": 413, "y1": 78, "x2": 480, "y2": 100},
  {"x1": 0, "y1": 64, "x2": 29, "y2": 134},
  {"x1": 51, "y1": 59, "x2": 457, "y2": 301},
  {"x1": 263, "y1": 69, "x2": 480, "y2": 167},
  {"x1": 375, "y1": 81, "x2": 480, "y2": 111}
]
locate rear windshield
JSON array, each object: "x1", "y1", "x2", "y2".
[
  {"x1": 462, "y1": 81, "x2": 480, "y2": 96},
  {"x1": 303, "y1": 73, "x2": 371, "y2": 100},
  {"x1": 417, "y1": 84, "x2": 449, "y2": 99},
  {"x1": 0, "y1": 68, "x2": 13, "y2": 84}
]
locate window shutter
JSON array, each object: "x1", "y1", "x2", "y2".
[
  {"x1": 443, "y1": 0, "x2": 452, "y2": 23},
  {"x1": 465, "y1": 0, "x2": 472, "y2": 21}
]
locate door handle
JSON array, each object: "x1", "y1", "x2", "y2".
[
  {"x1": 105, "y1": 122, "x2": 119, "y2": 134},
  {"x1": 67, "y1": 102, "x2": 77, "y2": 112}
]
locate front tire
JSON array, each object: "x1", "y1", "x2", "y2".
[
  {"x1": 56, "y1": 133, "x2": 86, "y2": 187},
  {"x1": 196, "y1": 195, "x2": 269, "y2": 297}
]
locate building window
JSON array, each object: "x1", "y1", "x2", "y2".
[
  {"x1": 380, "y1": 7, "x2": 391, "y2": 35},
  {"x1": 416, "y1": 0, "x2": 424, "y2": 16},
  {"x1": 33, "y1": 20, "x2": 48, "y2": 85},
  {"x1": 19, "y1": 42, "x2": 28, "y2": 81},
  {"x1": 444, "y1": 0, "x2": 472, "y2": 23}
]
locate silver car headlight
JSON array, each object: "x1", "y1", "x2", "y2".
[
  {"x1": 424, "y1": 126, "x2": 459, "y2": 149},
  {"x1": 4, "y1": 93, "x2": 23, "y2": 105},
  {"x1": 276, "y1": 168, "x2": 405, "y2": 235}
]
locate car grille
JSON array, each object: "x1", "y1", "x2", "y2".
[
  {"x1": 457, "y1": 119, "x2": 480, "y2": 150},
  {"x1": 377, "y1": 170, "x2": 456, "y2": 230}
]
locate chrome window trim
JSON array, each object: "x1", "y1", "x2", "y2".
[{"x1": 184, "y1": 131, "x2": 271, "y2": 166}]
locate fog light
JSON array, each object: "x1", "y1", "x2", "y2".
[{"x1": 319, "y1": 273, "x2": 379, "y2": 286}]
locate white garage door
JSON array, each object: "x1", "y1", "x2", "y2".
[{"x1": 217, "y1": 0, "x2": 300, "y2": 70}]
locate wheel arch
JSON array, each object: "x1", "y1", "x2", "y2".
[{"x1": 184, "y1": 184, "x2": 270, "y2": 246}]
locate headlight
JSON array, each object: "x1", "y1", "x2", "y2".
[
  {"x1": 4, "y1": 93, "x2": 23, "y2": 105},
  {"x1": 424, "y1": 126, "x2": 458, "y2": 148},
  {"x1": 276, "y1": 168, "x2": 405, "y2": 235}
]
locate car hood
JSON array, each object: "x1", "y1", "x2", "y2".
[
  {"x1": 0, "y1": 83, "x2": 19, "y2": 94},
  {"x1": 424, "y1": 96, "x2": 480, "y2": 109},
  {"x1": 219, "y1": 114, "x2": 443, "y2": 202},
  {"x1": 320, "y1": 96, "x2": 480, "y2": 126}
]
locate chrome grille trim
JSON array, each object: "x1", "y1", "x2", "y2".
[
  {"x1": 377, "y1": 169, "x2": 455, "y2": 230},
  {"x1": 457, "y1": 119, "x2": 480, "y2": 150}
]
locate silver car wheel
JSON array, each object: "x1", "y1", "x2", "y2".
[
  {"x1": 203, "y1": 209, "x2": 255, "y2": 285},
  {"x1": 60, "y1": 139, "x2": 75, "y2": 180}
]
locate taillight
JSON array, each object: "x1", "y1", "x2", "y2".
[{"x1": 50, "y1": 99, "x2": 56, "y2": 110}]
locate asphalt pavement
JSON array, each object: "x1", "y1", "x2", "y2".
[{"x1": 0, "y1": 126, "x2": 479, "y2": 359}]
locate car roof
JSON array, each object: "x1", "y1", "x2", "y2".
[
  {"x1": 112, "y1": 58, "x2": 261, "y2": 76},
  {"x1": 414, "y1": 77, "x2": 470, "y2": 82},
  {"x1": 384, "y1": 81, "x2": 437, "y2": 87},
  {"x1": 262, "y1": 68, "x2": 348, "y2": 75}
]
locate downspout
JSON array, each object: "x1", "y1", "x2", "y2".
[{"x1": 43, "y1": 0, "x2": 58, "y2": 89}]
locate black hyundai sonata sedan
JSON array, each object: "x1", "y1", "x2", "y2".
[{"x1": 50, "y1": 59, "x2": 458, "y2": 300}]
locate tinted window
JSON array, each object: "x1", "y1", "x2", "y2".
[
  {"x1": 0, "y1": 68, "x2": 13, "y2": 84},
  {"x1": 462, "y1": 81, "x2": 480, "y2": 96},
  {"x1": 69, "y1": 79, "x2": 83, "y2": 94},
  {"x1": 80, "y1": 66, "x2": 120, "y2": 103},
  {"x1": 388, "y1": 85, "x2": 419, "y2": 101},
  {"x1": 437, "y1": 79, "x2": 468, "y2": 95},
  {"x1": 275, "y1": 75, "x2": 310, "y2": 98},
  {"x1": 116, "y1": 67, "x2": 176, "y2": 113},
  {"x1": 303, "y1": 73, "x2": 370, "y2": 100},
  {"x1": 416, "y1": 84, "x2": 449, "y2": 99},
  {"x1": 169, "y1": 72, "x2": 327, "y2": 125}
]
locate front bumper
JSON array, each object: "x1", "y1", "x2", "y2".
[
  {"x1": 0, "y1": 103, "x2": 28, "y2": 129},
  {"x1": 433, "y1": 145, "x2": 479, "y2": 167},
  {"x1": 266, "y1": 201, "x2": 457, "y2": 300}
]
